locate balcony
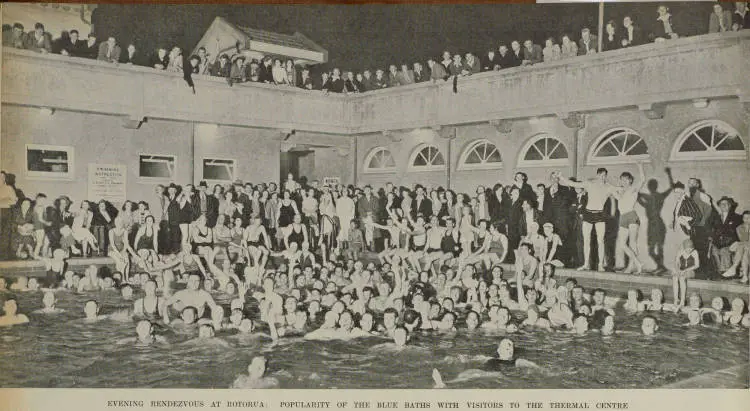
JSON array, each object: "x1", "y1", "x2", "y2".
[{"x1": 2, "y1": 31, "x2": 748, "y2": 136}]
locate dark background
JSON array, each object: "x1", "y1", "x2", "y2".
[{"x1": 91, "y1": 2, "x2": 718, "y2": 72}]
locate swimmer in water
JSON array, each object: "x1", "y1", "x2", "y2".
[
  {"x1": 133, "y1": 280, "x2": 164, "y2": 319},
  {"x1": 641, "y1": 316, "x2": 659, "y2": 336},
  {"x1": 231, "y1": 356, "x2": 280, "y2": 389},
  {"x1": 0, "y1": 299, "x2": 29, "y2": 326},
  {"x1": 724, "y1": 298, "x2": 747, "y2": 326},
  {"x1": 432, "y1": 338, "x2": 538, "y2": 387},
  {"x1": 33, "y1": 291, "x2": 65, "y2": 314},
  {"x1": 161, "y1": 273, "x2": 220, "y2": 324},
  {"x1": 120, "y1": 284, "x2": 134, "y2": 300},
  {"x1": 117, "y1": 320, "x2": 169, "y2": 346},
  {"x1": 522, "y1": 306, "x2": 552, "y2": 330},
  {"x1": 10, "y1": 276, "x2": 29, "y2": 292},
  {"x1": 590, "y1": 310, "x2": 615, "y2": 336},
  {"x1": 83, "y1": 300, "x2": 107, "y2": 322}
]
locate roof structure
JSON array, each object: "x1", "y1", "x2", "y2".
[{"x1": 191, "y1": 17, "x2": 328, "y2": 66}]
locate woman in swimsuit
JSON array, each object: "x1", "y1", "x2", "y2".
[
  {"x1": 109, "y1": 216, "x2": 135, "y2": 280},
  {"x1": 134, "y1": 215, "x2": 159, "y2": 254},
  {"x1": 243, "y1": 216, "x2": 271, "y2": 269},
  {"x1": 212, "y1": 214, "x2": 233, "y2": 261},
  {"x1": 191, "y1": 214, "x2": 214, "y2": 263},
  {"x1": 284, "y1": 214, "x2": 308, "y2": 251},
  {"x1": 228, "y1": 217, "x2": 247, "y2": 260}
]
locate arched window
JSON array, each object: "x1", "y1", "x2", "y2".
[
  {"x1": 363, "y1": 147, "x2": 396, "y2": 173},
  {"x1": 408, "y1": 144, "x2": 446, "y2": 171},
  {"x1": 458, "y1": 139, "x2": 503, "y2": 170},
  {"x1": 670, "y1": 120, "x2": 746, "y2": 161},
  {"x1": 588, "y1": 128, "x2": 650, "y2": 165},
  {"x1": 517, "y1": 134, "x2": 569, "y2": 167}
]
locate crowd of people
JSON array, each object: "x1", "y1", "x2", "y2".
[{"x1": 3, "y1": 3, "x2": 749, "y2": 94}]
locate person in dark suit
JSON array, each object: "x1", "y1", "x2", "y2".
[
  {"x1": 497, "y1": 44, "x2": 517, "y2": 69},
  {"x1": 711, "y1": 196, "x2": 743, "y2": 277},
  {"x1": 209, "y1": 53, "x2": 230, "y2": 78},
  {"x1": 578, "y1": 27, "x2": 599, "y2": 55},
  {"x1": 709, "y1": 3, "x2": 734, "y2": 33},
  {"x1": 2, "y1": 23, "x2": 27, "y2": 49},
  {"x1": 79, "y1": 33, "x2": 98, "y2": 59},
  {"x1": 258, "y1": 57, "x2": 274, "y2": 83},
  {"x1": 463, "y1": 52, "x2": 481, "y2": 74},
  {"x1": 299, "y1": 67, "x2": 314, "y2": 90},
  {"x1": 362, "y1": 70, "x2": 375, "y2": 90},
  {"x1": 411, "y1": 186, "x2": 433, "y2": 221},
  {"x1": 652, "y1": 4, "x2": 679, "y2": 41},
  {"x1": 543, "y1": 172, "x2": 574, "y2": 261},
  {"x1": 427, "y1": 59, "x2": 448, "y2": 82},
  {"x1": 58, "y1": 29, "x2": 84, "y2": 56},
  {"x1": 149, "y1": 47, "x2": 169, "y2": 70},
  {"x1": 505, "y1": 186, "x2": 524, "y2": 260},
  {"x1": 733, "y1": 1, "x2": 749, "y2": 30},
  {"x1": 509, "y1": 41, "x2": 524, "y2": 67},
  {"x1": 413, "y1": 62, "x2": 429, "y2": 83},
  {"x1": 602, "y1": 20, "x2": 620, "y2": 51},
  {"x1": 119, "y1": 43, "x2": 143, "y2": 65},
  {"x1": 356, "y1": 186, "x2": 380, "y2": 222},
  {"x1": 621, "y1": 16, "x2": 645, "y2": 47},
  {"x1": 483, "y1": 50, "x2": 500, "y2": 71},
  {"x1": 195, "y1": 181, "x2": 219, "y2": 228},
  {"x1": 97, "y1": 36, "x2": 121, "y2": 63}
]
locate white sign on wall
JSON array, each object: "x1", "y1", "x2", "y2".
[
  {"x1": 88, "y1": 164, "x2": 127, "y2": 205},
  {"x1": 323, "y1": 176, "x2": 341, "y2": 187}
]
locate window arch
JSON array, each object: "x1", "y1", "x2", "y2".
[
  {"x1": 517, "y1": 134, "x2": 569, "y2": 167},
  {"x1": 408, "y1": 144, "x2": 446, "y2": 171},
  {"x1": 670, "y1": 120, "x2": 746, "y2": 161},
  {"x1": 588, "y1": 128, "x2": 650, "y2": 165},
  {"x1": 458, "y1": 139, "x2": 503, "y2": 170},
  {"x1": 363, "y1": 147, "x2": 396, "y2": 173}
]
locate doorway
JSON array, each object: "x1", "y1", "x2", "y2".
[{"x1": 280, "y1": 149, "x2": 315, "y2": 186}]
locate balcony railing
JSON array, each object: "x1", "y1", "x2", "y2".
[{"x1": 3, "y1": 31, "x2": 748, "y2": 135}]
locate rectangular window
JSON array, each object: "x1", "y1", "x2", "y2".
[
  {"x1": 25, "y1": 144, "x2": 75, "y2": 180},
  {"x1": 202, "y1": 158, "x2": 236, "y2": 182},
  {"x1": 139, "y1": 154, "x2": 176, "y2": 180}
]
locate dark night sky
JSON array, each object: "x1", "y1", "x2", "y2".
[{"x1": 92, "y1": 2, "x2": 716, "y2": 73}]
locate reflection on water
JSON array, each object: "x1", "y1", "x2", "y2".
[{"x1": 0, "y1": 290, "x2": 747, "y2": 388}]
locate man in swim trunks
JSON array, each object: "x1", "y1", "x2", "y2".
[
  {"x1": 556, "y1": 169, "x2": 619, "y2": 271},
  {"x1": 162, "y1": 273, "x2": 220, "y2": 323},
  {"x1": 612, "y1": 162, "x2": 646, "y2": 274}
]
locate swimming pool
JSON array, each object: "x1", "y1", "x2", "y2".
[{"x1": 0, "y1": 288, "x2": 747, "y2": 389}]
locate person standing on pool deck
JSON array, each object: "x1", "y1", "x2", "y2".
[
  {"x1": 556, "y1": 169, "x2": 619, "y2": 271},
  {"x1": 0, "y1": 171, "x2": 18, "y2": 260},
  {"x1": 612, "y1": 162, "x2": 646, "y2": 274},
  {"x1": 161, "y1": 273, "x2": 220, "y2": 323}
]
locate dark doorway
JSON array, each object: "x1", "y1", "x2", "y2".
[{"x1": 280, "y1": 149, "x2": 315, "y2": 186}]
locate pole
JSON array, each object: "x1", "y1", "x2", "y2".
[{"x1": 598, "y1": 1, "x2": 604, "y2": 53}]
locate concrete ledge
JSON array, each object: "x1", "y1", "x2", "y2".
[{"x1": 0, "y1": 257, "x2": 114, "y2": 276}]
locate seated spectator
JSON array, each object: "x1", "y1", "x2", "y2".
[
  {"x1": 621, "y1": 16, "x2": 645, "y2": 47},
  {"x1": 413, "y1": 62, "x2": 429, "y2": 83},
  {"x1": 285, "y1": 60, "x2": 297, "y2": 87},
  {"x1": 427, "y1": 59, "x2": 447, "y2": 82},
  {"x1": 272, "y1": 58, "x2": 286, "y2": 85},
  {"x1": 560, "y1": 35, "x2": 578, "y2": 59},
  {"x1": 80, "y1": 33, "x2": 98, "y2": 59},
  {"x1": 396, "y1": 64, "x2": 415, "y2": 86},
  {"x1": 354, "y1": 72, "x2": 366, "y2": 91},
  {"x1": 602, "y1": 20, "x2": 620, "y2": 51},
  {"x1": 362, "y1": 69, "x2": 374, "y2": 90},
  {"x1": 258, "y1": 57, "x2": 274, "y2": 83},
  {"x1": 440, "y1": 51, "x2": 453, "y2": 73},
  {"x1": 733, "y1": 1, "x2": 749, "y2": 30},
  {"x1": 448, "y1": 54, "x2": 464, "y2": 77},
  {"x1": 497, "y1": 44, "x2": 516, "y2": 68},
  {"x1": 373, "y1": 68, "x2": 388, "y2": 89},
  {"x1": 387, "y1": 64, "x2": 400, "y2": 87},
  {"x1": 483, "y1": 50, "x2": 500, "y2": 71},
  {"x1": 247, "y1": 59, "x2": 260, "y2": 82},
  {"x1": 24, "y1": 23, "x2": 52, "y2": 54},
  {"x1": 209, "y1": 53, "x2": 230, "y2": 78},
  {"x1": 344, "y1": 71, "x2": 360, "y2": 93},
  {"x1": 3, "y1": 23, "x2": 27, "y2": 49},
  {"x1": 329, "y1": 68, "x2": 345, "y2": 93},
  {"x1": 510, "y1": 41, "x2": 524, "y2": 66},
  {"x1": 320, "y1": 71, "x2": 332, "y2": 91},
  {"x1": 653, "y1": 4, "x2": 679, "y2": 42},
  {"x1": 59, "y1": 30, "x2": 86, "y2": 57},
  {"x1": 712, "y1": 197, "x2": 742, "y2": 274},
  {"x1": 167, "y1": 46, "x2": 183, "y2": 72},
  {"x1": 186, "y1": 55, "x2": 201, "y2": 74},
  {"x1": 53, "y1": 30, "x2": 75, "y2": 55},
  {"x1": 150, "y1": 47, "x2": 169, "y2": 70},
  {"x1": 119, "y1": 43, "x2": 142, "y2": 65},
  {"x1": 578, "y1": 27, "x2": 598, "y2": 55},
  {"x1": 463, "y1": 52, "x2": 480, "y2": 74},
  {"x1": 542, "y1": 37, "x2": 561, "y2": 62},
  {"x1": 300, "y1": 67, "x2": 314, "y2": 90},
  {"x1": 230, "y1": 55, "x2": 247, "y2": 84},
  {"x1": 522, "y1": 39, "x2": 543, "y2": 65},
  {"x1": 710, "y1": 3, "x2": 734, "y2": 33},
  {"x1": 196, "y1": 47, "x2": 212, "y2": 75},
  {"x1": 97, "y1": 36, "x2": 121, "y2": 63}
]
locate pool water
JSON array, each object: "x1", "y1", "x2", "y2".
[{"x1": 0, "y1": 289, "x2": 748, "y2": 389}]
